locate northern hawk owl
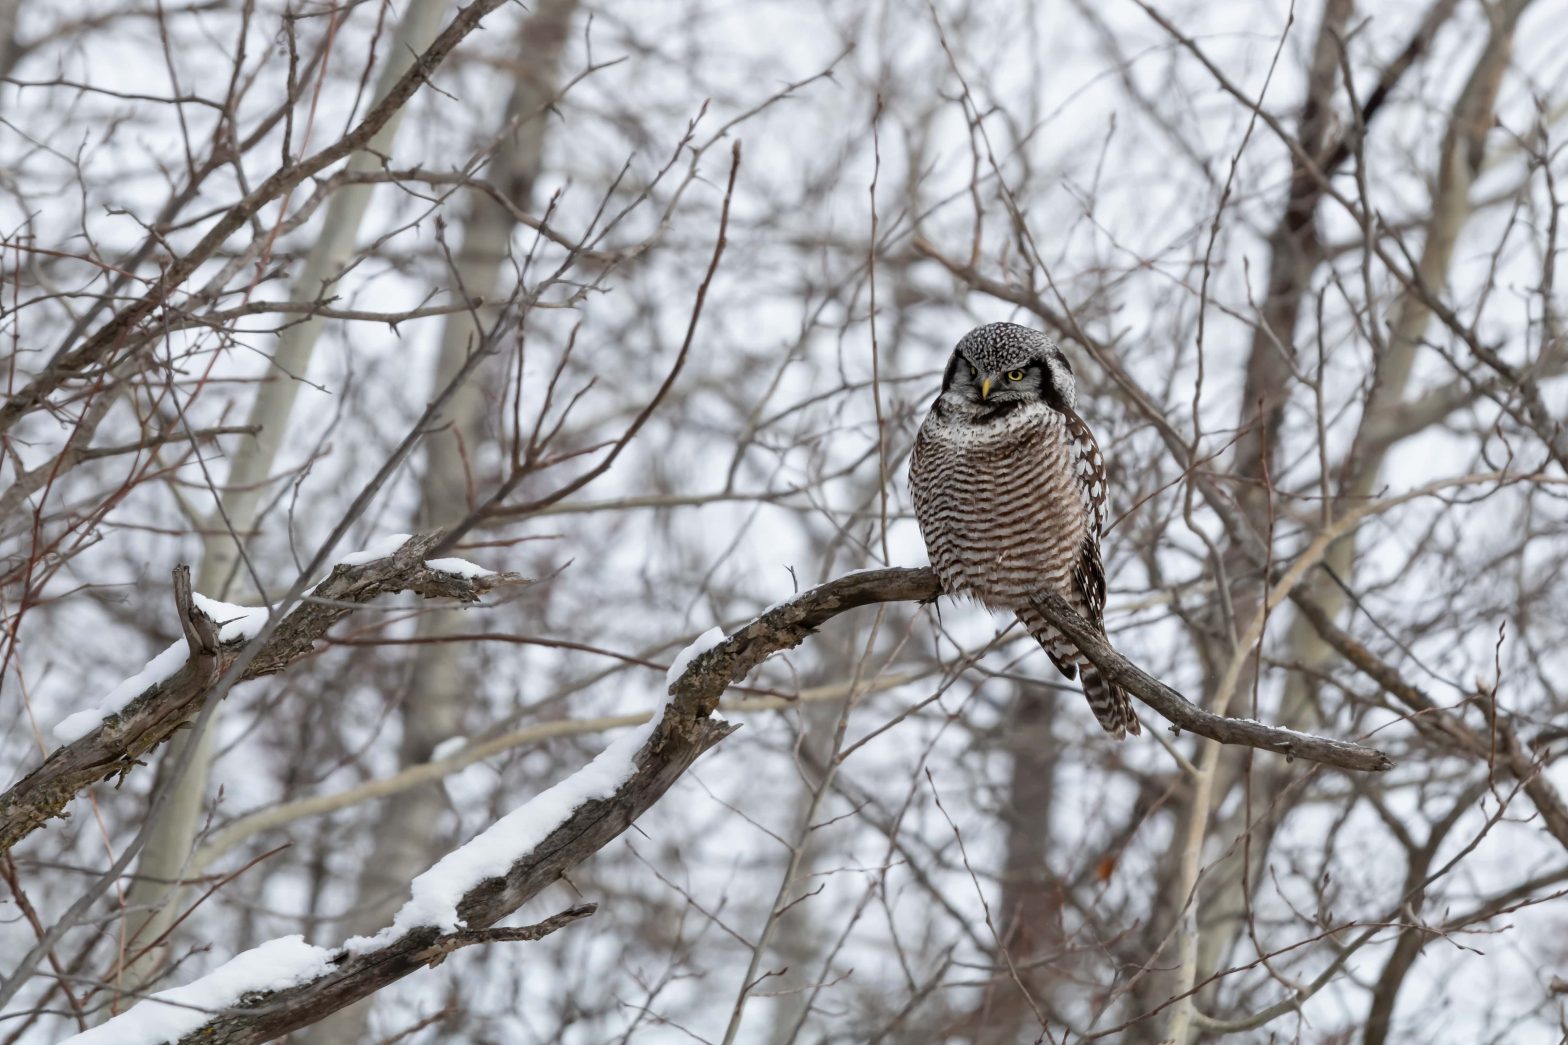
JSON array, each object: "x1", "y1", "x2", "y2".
[{"x1": 909, "y1": 322, "x2": 1139, "y2": 738}]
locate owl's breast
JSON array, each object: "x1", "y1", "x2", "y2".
[{"x1": 911, "y1": 406, "x2": 1087, "y2": 607}]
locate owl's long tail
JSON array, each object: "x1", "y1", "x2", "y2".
[{"x1": 1015, "y1": 605, "x2": 1141, "y2": 739}]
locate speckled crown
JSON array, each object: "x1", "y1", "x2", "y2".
[{"x1": 955, "y1": 322, "x2": 1061, "y2": 373}]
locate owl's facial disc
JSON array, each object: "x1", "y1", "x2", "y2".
[
  {"x1": 958, "y1": 358, "x2": 1040, "y2": 406},
  {"x1": 942, "y1": 322, "x2": 1076, "y2": 412}
]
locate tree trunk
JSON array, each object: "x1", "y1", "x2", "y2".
[{"x1": 303, "y1": 4, "x2": 578, "y2": 1039}]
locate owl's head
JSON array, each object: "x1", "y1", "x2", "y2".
[{"x1": 940, "y1": 322, "x2": 1075, "y2": 412}]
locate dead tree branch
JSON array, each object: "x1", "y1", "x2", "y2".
[
  {"x1": 1024, "y1": 587, "x2": 1392, "y2": 771},
  {"x1": 0, "y1": 534, "x2": 519, "y2": 857},
  {"x1": 86, "y1": 565, "x2": 1392, "y2": 1043}
]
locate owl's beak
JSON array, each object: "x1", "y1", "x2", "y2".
[{"x1": 979, "y1": 377, "x2": 992, "y2": 400}]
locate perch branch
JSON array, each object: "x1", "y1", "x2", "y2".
[
  {"x1": 73, "y1": 565, "x2": 1388, "y2": 1044},
  {"x1": 1023, "y1": 586, "x2": 1392, "y2": 771}
]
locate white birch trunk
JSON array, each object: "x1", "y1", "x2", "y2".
[{"x1": 302, "y1": 4, "x2": 577, "y2": 1039}]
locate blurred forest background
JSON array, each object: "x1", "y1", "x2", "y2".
[{"x1": 3, "y1": 0, "x2": 1568, "y2": 1041}]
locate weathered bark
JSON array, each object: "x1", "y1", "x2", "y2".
[{"x1": 0, "y1": 534, "x2": 515, "y2": 858}]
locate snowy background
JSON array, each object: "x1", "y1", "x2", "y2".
[{"x1": 3, "y1": 0, "x2": 1568, "y2": 1041}]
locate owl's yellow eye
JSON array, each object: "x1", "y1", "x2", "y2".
[
  {"x1": 969, "y1": 366, "x2": 978, "y2": 378},
  {"x1": 1006, "y1": 369, "x2": 1025, "y2": 381}
]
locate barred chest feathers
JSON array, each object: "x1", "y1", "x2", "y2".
[
  {"x1": 910, "y1": 400, "x2": 1095, "y2": 609},
  {"x1": 908, "y1": 320, "x2": 1136, "y2": 738}
]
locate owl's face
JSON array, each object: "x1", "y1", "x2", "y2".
[{"x1": 939, "y1": 322, "x2": 1076, "y2": 413}]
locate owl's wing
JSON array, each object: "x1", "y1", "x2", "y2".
[
  {"x1": 1031, "y1": 409, "x2": 1107, "y2": 681},
  {"x1": 1063, "y1": 409, "x2": 1109, "y2": 628},
  {"x1": 1059, "y1": 409, "x2": 1141, "y2": 737},
  {"x1": 1073, "y1": 535, "x2": 1107, "y2": 629},
  {"x1": 908, "y1": 423, "x2": 930, "y2": 507},
  {"x1": 1064, "y1": 408, "x2": 1107, "y2": 536}
]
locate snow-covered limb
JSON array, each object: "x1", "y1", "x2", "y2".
[
  {"x1": 51, "y1": 567, "x2": 1393, "y2": 1045},
  {"x1": 79, "y1": 705, "x2": 639, "y2": 1041},
  {"x1": 59, "y1": 937, "x2": 334, "y2": 1045},
  {"x1": 345, "y1": 715, "x2": 661, "y2": 951},
  {"x1": 664, "y1": 625, "x2": 726, "y2": 688},
  {"x1": 49, "y1": 536, "x2": 497, "y2": 745},
  {"x1": 53, "y1": 595, "x2": 268, "y2": 746},
  {"x1": 129, "y1": 568, "x2": 938, "y2": 1045},
  {"x1": 423, "y1": 555, "x2": 498, "y2": 580},
  {"x1": 0, "y1": 533, "x2": 519, "y2": 858}
]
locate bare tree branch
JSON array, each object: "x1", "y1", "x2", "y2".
[
  {"x1": 93, "y1": 562, "x2": 1390, "y2": 1043},
  {"x1": 0, "y1": 534, "x2": 520, "y2": 857},
  {"x1": 0, "y1": 0, "x2": 513, "y2": 436}
]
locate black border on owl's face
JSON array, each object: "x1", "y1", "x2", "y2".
[{"x1": 1039, "y1": 347, "x2": 1076, "y2": 411}]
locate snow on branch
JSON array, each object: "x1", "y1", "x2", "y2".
[
  {"x1": 0, "y1": 533, "x2": 516, "y2": 857},
  {"x1": 344, "y1": 715, "x2": 664, "y2": 950},
  {"x1": 118, "y1": 569, "x2": 936, "y2": 1044},
  {"x1": 94, "y1": 566, "x2": 1393, "y2": 1045},
  {"x1": 50, "y1": 536, "x2": 495, "y2": 744},
  {"x1": 59, "y1": 937, "x2": 334, "y2": 1045}
]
